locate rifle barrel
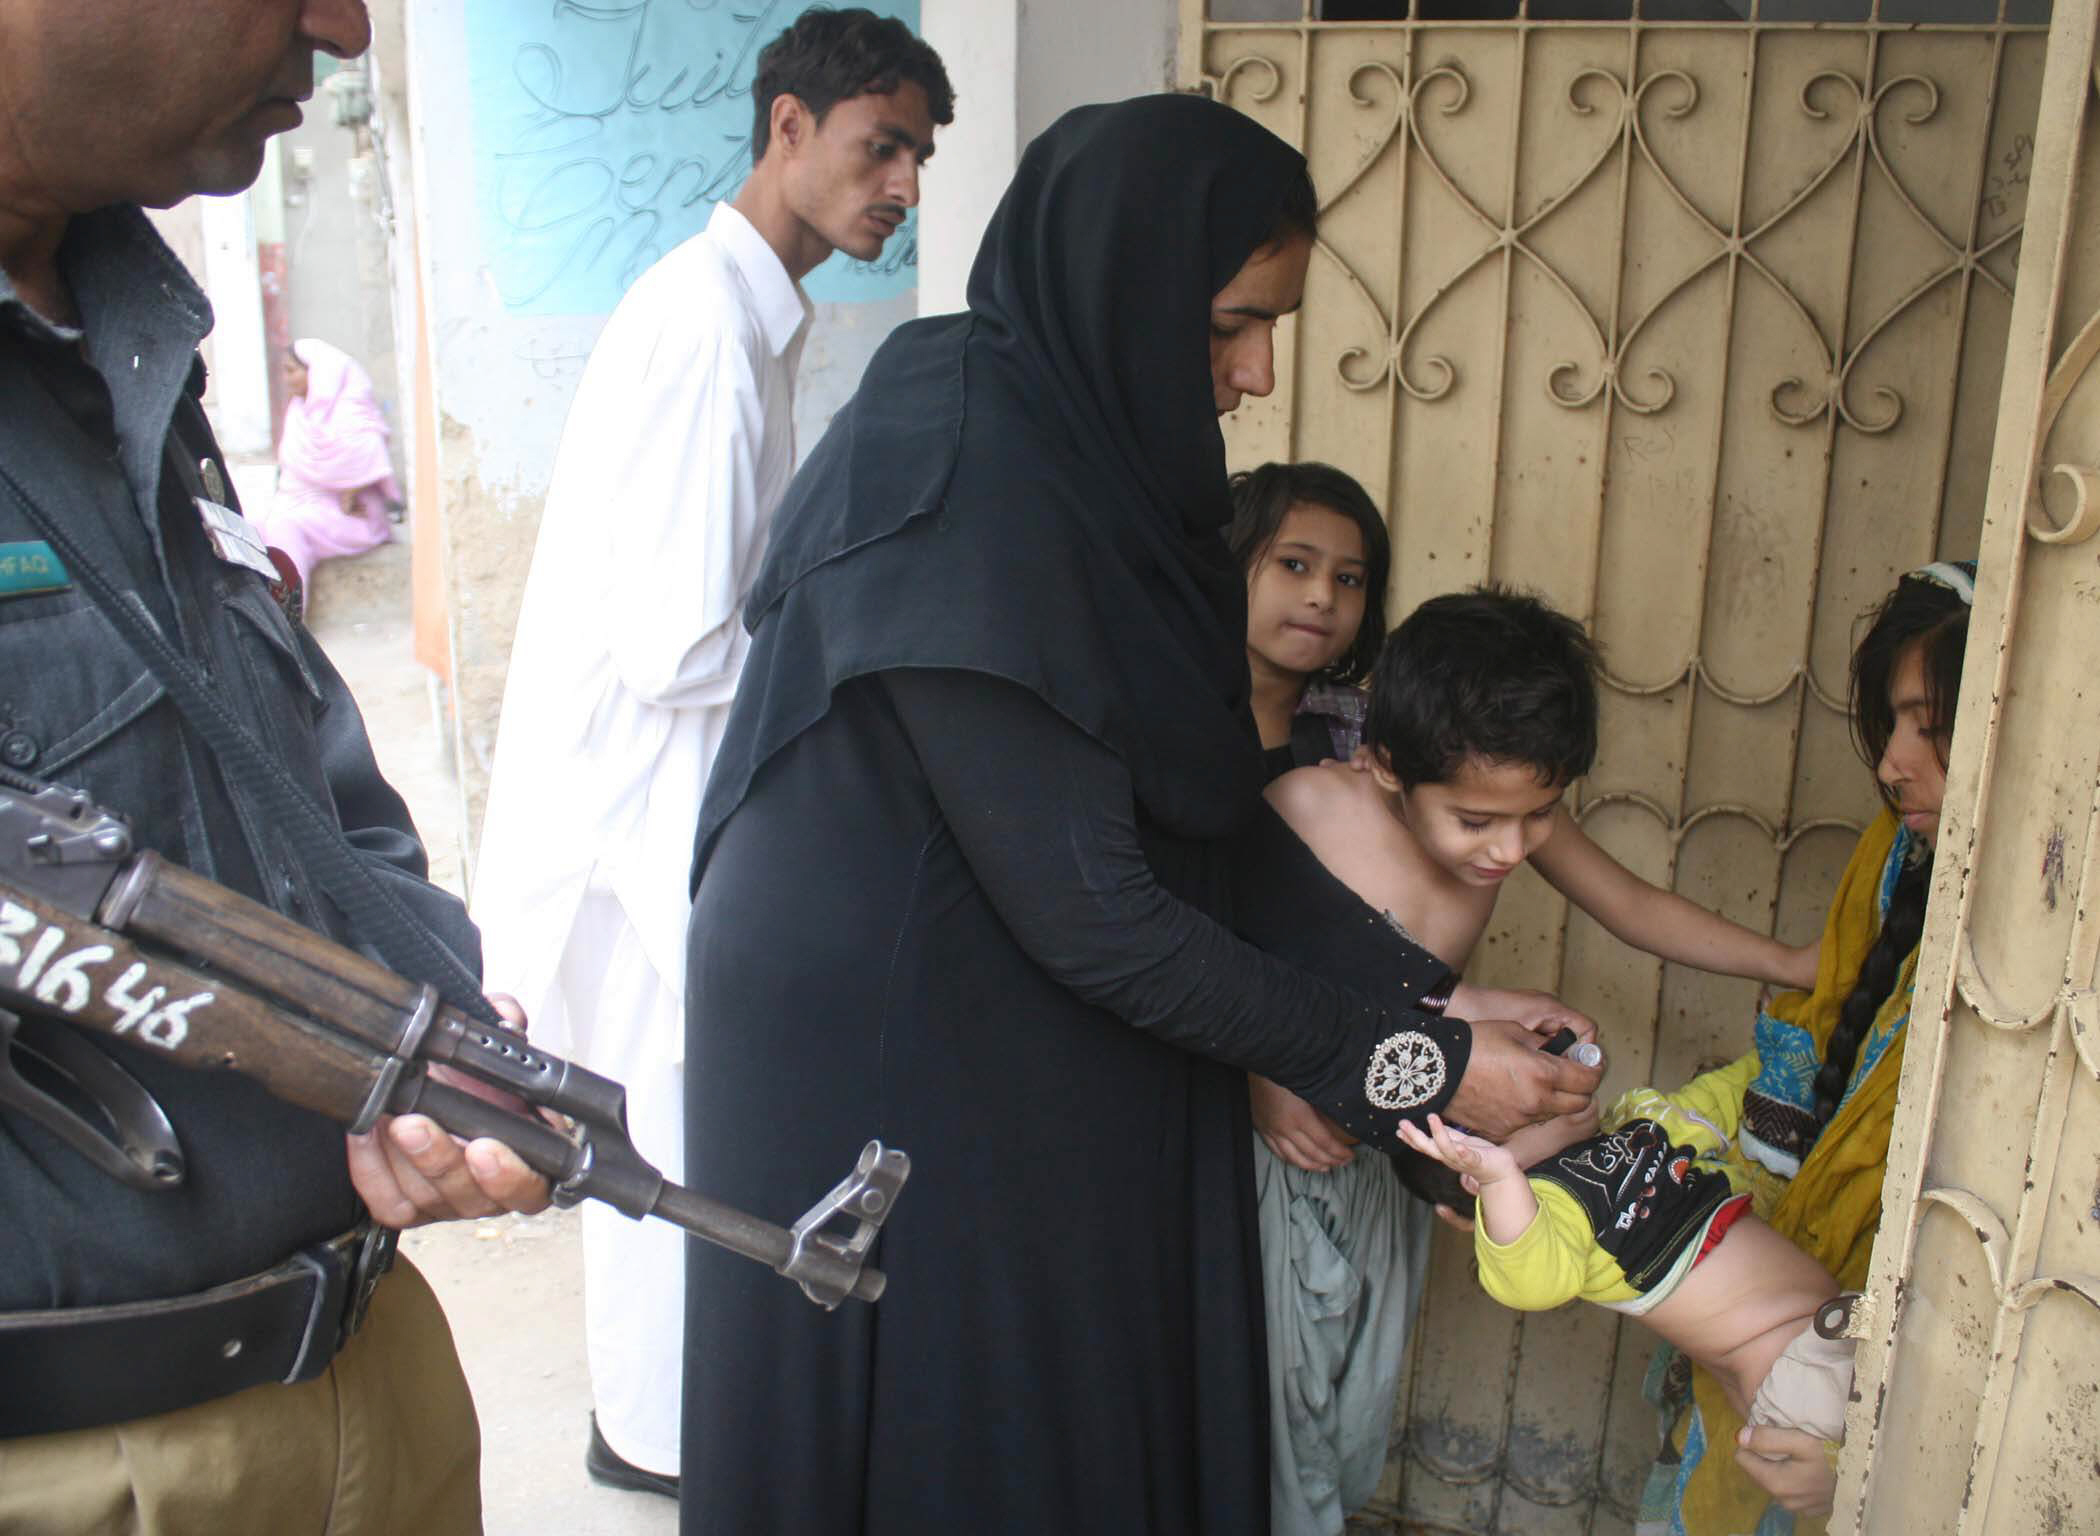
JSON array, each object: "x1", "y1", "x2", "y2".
[{"x1": 652, "y1": 1179, "x2": 886, "y2": 1305}]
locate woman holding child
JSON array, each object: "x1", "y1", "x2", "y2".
[{"x1": 678, "y1": 95, "x2": 1601, "y2": 1536}]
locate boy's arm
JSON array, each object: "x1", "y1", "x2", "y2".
[
  {"x1": 1531, "y1": 809, "x2": 1818, "y2": 990},
  {"x1": 602, "y1": 317, "x2": 771, "y2": 709}
]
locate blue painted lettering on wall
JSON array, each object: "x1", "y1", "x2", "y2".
[{"x1": 466, "y1": 0, "x2": 921, "y2": 313}]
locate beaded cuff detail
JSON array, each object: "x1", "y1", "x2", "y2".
[{"x1": 1366, "y1": 1030, "x2": 1447, "y2": 1111}]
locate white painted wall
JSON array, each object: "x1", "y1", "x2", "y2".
[
  {"x1": 404, "y1": 4, "x2": 915, "y2": 503},
  {"x1": 920, "y1": 0, "x2": 1180, "y2": 316},
  {"x1": 403, "y1": 0, "x2": 1183, "y2": 823},
  {"x1": 196, "y1": 193, "x2": 273, "y2": 456},
  {"x1": 1014, "y1": 0, "x2": 1181, "y2": 147},
  {"x1": 918, "y1": 0, "x2": 1020, "y2": 316}
]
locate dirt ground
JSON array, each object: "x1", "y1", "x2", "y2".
[{"x1": 301, "y1": 529, "x2": 676, "y2": 1536}]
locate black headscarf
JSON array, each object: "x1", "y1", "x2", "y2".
[{"x1": 695, "y1": 94, "x2": 1311, "y2": 866}]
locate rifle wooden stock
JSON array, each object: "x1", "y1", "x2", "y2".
[
  {"x1": 104, "y1": 855, "x2": 630, "y2": 1129},
  {"x1": 0, "y1": 882, "x2": 386, "y2": 1123},
  {"x1": 0, "y1": 868, "x2": 890, "y2": 1307}
]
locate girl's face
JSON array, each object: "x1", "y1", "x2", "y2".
[
  {"x1": 1878, "y1": 641, "x2": 1950, "y2": 848},
  {"x1": 1244, "y1": 502, "x2": 1369, "y2": 682},
  {"x1": 1380, "y1": 753, "x2": 1566, "y2": 888},
  {"x1": 283, "y1": 354, "x2": 309, "y2": 398},
  {"x1": 1209, "y1": 235, "x2": 1312, "y2": 416}
]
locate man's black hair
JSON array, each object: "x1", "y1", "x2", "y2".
[
  {"x1": 1366, "y1": 585, "x2": 1600, "y2": 789},
  {"x1": 1227, "y1": 460, "x2": 1390, "y2": 686},
  {"x1": 750, "y1": 8, "x2": 956, "y2": 162}
]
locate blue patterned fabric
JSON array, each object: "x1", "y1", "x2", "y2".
[
  {"x1": 1745, "y1": 1010, "x2": 1822, "y2": 1125},
  {"x1": 1635, "y1": 1352, "x2": 1703, "y2": 1536},
  {"x1": 1740, "y1": 825, "x2": 1913, "y2": 1176}
]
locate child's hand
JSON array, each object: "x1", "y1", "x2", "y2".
[
  {"x1": 1250, "y1": 1074, "x2": 1358, "y2": 1172},
  {"x1": 1431, "y1": 1203, "x2": 1476, "y2": 1234},
  {"x1": 1448, "y1": 982, "x2": 1598, "y2": 1046},
  {"x1": 1396, "y1": 1113, "x2": 1521, "y2": 1186}
]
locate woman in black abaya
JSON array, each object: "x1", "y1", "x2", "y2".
[{"x1": 680, "y1": 94, "x2": 1596, "y2": 1535}]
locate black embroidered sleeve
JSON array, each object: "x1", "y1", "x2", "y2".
[{"x1": 886, "y1": 669, "x2": 1468, "y2": 1144}]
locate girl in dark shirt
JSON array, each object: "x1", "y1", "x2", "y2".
[{"x1": 1229, "y1": 460, "x2": 1391, "y2": 779}]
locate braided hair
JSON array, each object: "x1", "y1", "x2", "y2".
[{"x1": 1808, "y1": 571, "x2": 1971, "y2": 1134}]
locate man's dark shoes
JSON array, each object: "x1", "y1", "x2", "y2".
[{"x1": 586, "y1": 1415, "x2": 680, "y2": 1500}]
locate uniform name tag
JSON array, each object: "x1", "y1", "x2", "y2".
[
  {"x1": 194, "y1": 497, "x2": 280, "y2": 582},
  {"x1": 0, "y1": 541, "x2": 72, "y2": 599}
]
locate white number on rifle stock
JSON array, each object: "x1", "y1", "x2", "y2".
[{"x1": 0, "y1": 901, "x2": 213, "y2": 1048}]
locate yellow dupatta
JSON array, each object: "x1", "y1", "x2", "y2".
[{"x1": 1667, "y1": 809, "x2": 1916, "y2": 1536}]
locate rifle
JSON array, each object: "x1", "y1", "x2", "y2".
[{"x1": 0, "y1": 778, "x2": 904, "y2": 1309}]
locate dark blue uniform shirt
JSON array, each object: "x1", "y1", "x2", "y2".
[{"x1": 0, "y1": 207, "x2": 480, "y2": 1309}]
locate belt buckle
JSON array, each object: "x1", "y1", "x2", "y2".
[{"x1": 341, "y1": 1222, "x2": 398, "y2": 1345}]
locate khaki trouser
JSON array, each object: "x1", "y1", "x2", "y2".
[{"x1": 0, "y1": 1256, "x2": 480, "y2": 1536}]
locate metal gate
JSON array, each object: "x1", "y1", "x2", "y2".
[
  {"x1": 1840, "y1": 0, "x2": 2100, "y2": 1528},
  {"x1": 1183, "y1": 1, "x2": 2063, "y2": 1528}
]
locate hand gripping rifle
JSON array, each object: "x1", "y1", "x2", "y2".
[{"x1": 0, "y1": 778, "x2": 904, "y2": 1309}]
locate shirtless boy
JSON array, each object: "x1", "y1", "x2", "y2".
[{"x1": 1269, "y1": 586, "x2": 1850, "y2": 1444}]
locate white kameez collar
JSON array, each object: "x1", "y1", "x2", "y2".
[{"x1": 707, "y1": 202, "x2": 814, "y2": 359}]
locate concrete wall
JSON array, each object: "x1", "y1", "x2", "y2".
[
  {"x1": 1014, "y1": 0, "x2": 1181, "y2": 147},
  {"x1": 147, "y1": 191, "x2": 273, "y2": 459},
  {"x1": 403, "y1": 3, "x2": 923, "y2": 868},
  {"x1": 403, "y1": 0, "x2": 1182, "y2": 874},
  {"x1": 278, "y1": 80, "x2": 402, "y2": 437},
  {"x1": 918, "y1": 0, "x2": 1181, "y2": 315}
]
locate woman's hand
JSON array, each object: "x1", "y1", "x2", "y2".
[
  {"x1": 1444, "y1": 1017, "x2": 1604, "y2": 1139},
  {"x1": 1735, "y1": 1425, "x2": 1839, "y2": 1517},
  {"x1": 1250, "y1": 1074, "x2": 1357, "y2": 1172}
]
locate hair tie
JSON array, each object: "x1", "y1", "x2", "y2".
[{"x1": 1906, "y1": 560, "x2": 1976, "y2": 605}]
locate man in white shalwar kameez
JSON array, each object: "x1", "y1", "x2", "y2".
[{"x1": 472, "y1": 11, "x2": 951, "y2": 1492}]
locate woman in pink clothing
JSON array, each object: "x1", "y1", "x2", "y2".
[{"x1": 253, "y1": 338, "x2": 400, "y2": 586}]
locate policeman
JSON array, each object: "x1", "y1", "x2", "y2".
[{"x1": 0, "y1": 4, "x2": 546, "y2": 1530}]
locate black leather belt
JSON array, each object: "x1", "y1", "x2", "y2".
[{"x1": 0, "y1": 1222, "x2": 397, "y2": 1439}]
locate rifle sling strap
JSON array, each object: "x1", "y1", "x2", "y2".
[{"x1": 0, "y1": 443, "x2": 501, "y2": 1031}]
